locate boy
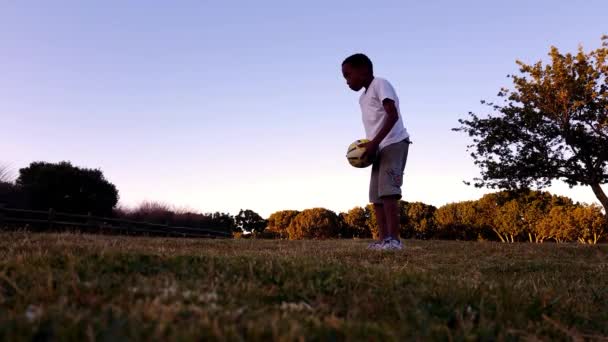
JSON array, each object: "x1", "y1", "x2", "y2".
[{"x1": 341, "y1": 53, "x2": 410, "y2": 250}]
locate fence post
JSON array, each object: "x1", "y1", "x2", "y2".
[{"x1": 48, "y1": 208, "x2": 55, "y2": 231}]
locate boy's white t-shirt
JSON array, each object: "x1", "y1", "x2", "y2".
[{"x1": 359, "y1": 77, "x2": 410, "y2": 150}]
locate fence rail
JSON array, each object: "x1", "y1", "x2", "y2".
[{"x1": 0, "y1": 205, "x2": 232, "y2": 239}]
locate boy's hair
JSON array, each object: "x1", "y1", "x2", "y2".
[{"x1": 342, "y1": 53, "x2": 373, "y2": 74}]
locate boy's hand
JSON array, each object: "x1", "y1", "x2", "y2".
[{"x1": 358, "y1": 140, "x2": 379, "y2": 161}]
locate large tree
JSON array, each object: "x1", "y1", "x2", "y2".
[
  {"x1": 17, "y1": 161, "x2": 118, "y2": 215},
  {"x1": 455, "y1": 36, "x2": 608, "y2": 213}
]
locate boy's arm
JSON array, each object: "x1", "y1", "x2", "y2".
[{"x1": 360, "y1": 99, "x2": 399, "y2": 158}]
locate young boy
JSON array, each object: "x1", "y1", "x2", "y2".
[{"x1": 342, "y1": 53, "x2": 410, "y2": 250}]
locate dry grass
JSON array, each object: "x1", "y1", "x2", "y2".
[{"x1": 0, "y1": 231, "x2": 607, "y2": 341}]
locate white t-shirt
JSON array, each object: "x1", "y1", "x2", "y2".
[{"x1": 359, "y1": 77, "x2": 410, "y2": 150}]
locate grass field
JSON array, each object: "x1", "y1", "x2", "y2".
[{"x1": 0, "y1": 232, "x2": 607, "y2": 341}]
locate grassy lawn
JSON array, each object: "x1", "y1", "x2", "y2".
[{"x1": 0, "y1": 232, "x2": 607, "y2": 341}]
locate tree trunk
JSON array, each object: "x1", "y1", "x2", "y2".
[
  {"x1": 591, "y1": 183, "x2": 608, "y2": 214},
  {"x1": 591, "y1": 183, "x2": 608, "y2": 245},
  {"x1": 493, "y1": 229, "x2": 506, "y2": 243}
]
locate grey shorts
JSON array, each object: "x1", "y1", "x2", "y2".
[{"x1": 370, "y1": 139, "x2": 410, "y2": 204}]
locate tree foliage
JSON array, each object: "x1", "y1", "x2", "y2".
[
  {"x1": 16, "y1": 161, "x2": 118, "y2": 215},
  {"x1": 287, "y1": 208, "x2": 340, "y2": 239},
  {"x1": 341, "y1": 207, "x2": 372, "y2": 238},
  {"x1": 235, "y1": 209, "x2": 267, "y2": 233},
  {"x1": 434, "y1": 201, "x2": 481, "y2": 240},
  {"x1": 400, "y1": 202, "x2": 438, "y2": 239},
  {"x1": 455, "y1": 36, "x2": 608, "y2": 213},
  {"x1": 267, "y1": 210, "x2": 300, "y2": 238}
]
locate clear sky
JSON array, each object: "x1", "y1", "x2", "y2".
[{"x1": 1, "y1": 1, "x2": 607, "y2": 217}]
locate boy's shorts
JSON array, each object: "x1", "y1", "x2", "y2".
[{"x1": 369, "y1": 138, "x2": 410, "y2": 204}]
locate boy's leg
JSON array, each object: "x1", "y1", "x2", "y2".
[
  {"x1": 378, "y1": 140, "x2": 410, "y2": 241},
  {"x1": 382, "y1": 195, "x2": 401, "y2": 239},
  {"x1": 373, "y1": 203, "x2": 388, "y2": 240}
]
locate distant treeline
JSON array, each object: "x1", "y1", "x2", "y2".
[
  {"x1": 263, "y1": 190, "x2": 605, "y2": 244},
  {"x1": 1, "y1": 162, "x2": 605, "y2": 243},
  {"x1": 0, "y1": 162, "x2": 252, "y2": 234}
]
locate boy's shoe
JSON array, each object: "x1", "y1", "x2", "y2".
[
  {"x1": 380, "y1": 238, "x2": 403, "y2": 251},
  {"x1": 367, "y1": 239, "x2": 386, "y2": 250}
]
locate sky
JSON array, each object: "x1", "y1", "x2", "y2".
[{"x1": 1, "y1": 1, "x2": 607, "y2": 217}]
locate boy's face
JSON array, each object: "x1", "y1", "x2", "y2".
[{"x1": 342, "y1": 63, "x2": 367, "y2": 91}]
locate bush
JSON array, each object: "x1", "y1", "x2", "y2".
[
  {"x1": 267, "y1": 210, "x2": 300, "y2": 238},
  {"x1": 116, "y1": 201, "x2": 236, "y2": 234},
  {"x1": 341, "y1": 207, "x2": 372, "y2": 238},
  {"x1": 124, "y1": 201, "x2": 174, "y2": 223},
  {"x1": 287, "y1": 208, "x2": 340, "y2": 239}
]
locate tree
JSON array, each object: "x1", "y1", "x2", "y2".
[
  {"x1": 17, "y1": 161, "x2": 118, "y2": 215},
  {"x1": 573, "y1": 204, "x2": 606, "y2": 244},
  {"x1": 537, "y1": 206, "x2": 579, "y2": 243},
  {"x1": 476, "y1": 190, "x2": 574, "y2": 243},
  {"x1": 519, "y1": 191, "x2": 573, "y2": 243},
  {"x1": 267, "y1": 210, "x2": 300, "y2": 238},
  {"x1": 434, "y1": 201, "x2": 479, "y2": 240},
  {"x1": 364, "y1": 204, "x2": 379, "y2": 239},
  {"x1": 287, "y1": 208, "x2": 340, "y2": 239},
  {"x1": 492, "y1": 200, "x2": 523, "y2": 243},
  {"x1": 402, "y1": 201, "x2": 437, "y2": 239},
  {"x1": 341, "y1": 207, "x2": 372, "y2": 238},
  {"x1": 235, "y1": 209, "x2": 267, "y2": 233},
  {"x1": 211, "y1": 212, "x2": 237, "y2": 234},
  {"x1": 455, "y1": 36, "x2": 608, "y2": 215}
]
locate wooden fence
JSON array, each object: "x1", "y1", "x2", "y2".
[{"x1": 0, "y1": 204, "x2": 231, "y2": 239}]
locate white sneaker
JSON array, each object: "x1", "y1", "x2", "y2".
[
  {"x1": 367, "y1": 239, "x2": 385, "y2": 250},
  {"x1": 380, "y1": 238, "x2": 403, "y2": 251}
]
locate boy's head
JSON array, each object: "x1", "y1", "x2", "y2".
[{"x1": 342, "y1": 53, "x2": 373, "y2": 91}]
